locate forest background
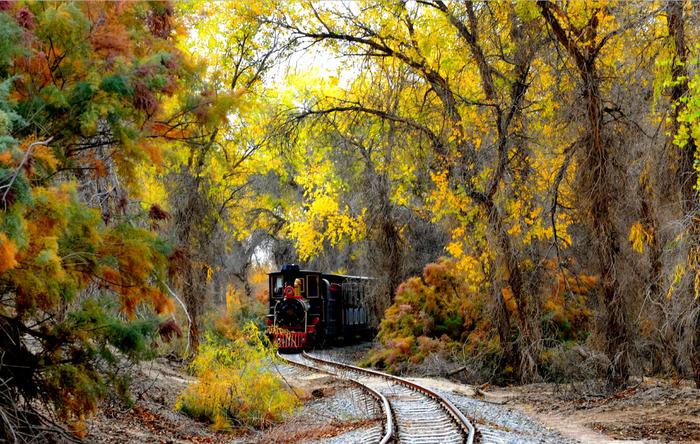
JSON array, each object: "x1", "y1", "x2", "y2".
[{"x1": 0, "y1": 0, "x2": 699, "y2": 439}]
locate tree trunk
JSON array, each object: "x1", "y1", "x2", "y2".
[
  {"x1": 538, "y1": 1, "x2": 630, "y2": 388},
  {"x1": 584, "y1": 65, "x2": 629, "y2": 388},
  {"x1": 367, "y1": 171, "x2": 405, "y2": 328},
  {"x1": 484, "y1": 198, "x2": 539, "y2": 382},
  {"x1": 183, "y1": 264, "x2": 209, "y2": 353},
  {"x1": 666, "y1": 0, "x2": 700, "y2": 388}
]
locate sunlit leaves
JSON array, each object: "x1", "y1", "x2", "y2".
[{"x1": 287, "y1": 150, "x2": 366, "y2": 260}]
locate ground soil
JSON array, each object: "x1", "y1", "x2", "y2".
[
  {"x1": 488, "y1": 378, "x2": 700, "y2": 443},
  {"x1": 84, "y1": 357, "x2": 239, "y2": 444}
]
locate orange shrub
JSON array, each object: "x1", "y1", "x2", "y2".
[{"x1": 366, "y1": 258, "x2": 596, "y2": 379}]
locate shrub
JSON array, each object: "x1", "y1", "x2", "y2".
[
  {"x1": 366, "y1": 258, "x2": 495, "y2": 373},
  {"x1": 366, "y1": 258, "x2": 596, "y2": 382},
  {"x1": 176, "y1": 323, "x2": 299, "y2": 430}
]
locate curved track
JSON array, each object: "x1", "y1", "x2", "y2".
[
  {"x1": 279, "y1": 351, "x2": 476, "y2": 444},
  {"x1": 279, "y1": 351, "x2": 391, "y2": 443}
]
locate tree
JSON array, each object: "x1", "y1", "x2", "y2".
[
  {"x1": 262, "y1": 0, "x2": 556, "y2": 381},
  {"x1": 663, "y1": 0, "x2": 700, "y2": 388},
  {"x1": 537, "y1": 0, "x2": 666, "y2": 388},
  {"x1": 151, "y1": 0, "x2": 293, "y2": 351},
  {"x1": 0, "y1": 1, "x2": 190, "y2": 435}
]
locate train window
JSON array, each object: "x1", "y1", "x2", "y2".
[
  {"x1": 307, "y1": 275, "x2": 319, "y2": 298},
  {"x1": 274, "y1": 276, "x2": 283, "y2": 295},
  {"x1": 347, "y1": 282, "x2": 357, "y2": 306},
  {"x1": 342, "y1": 283, "x2": 350, "y2": 304}
]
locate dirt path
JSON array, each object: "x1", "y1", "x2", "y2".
[{"x1": 492, "y1": 380, "x2": 700, "y2": 443}]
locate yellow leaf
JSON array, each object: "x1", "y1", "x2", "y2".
[{"x1": 628, "y1": 222, "x2": 652, "y2": 254}]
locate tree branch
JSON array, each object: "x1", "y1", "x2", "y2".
[{"x1": 1, "y1": 137, "x2": 54, "y2": 208}]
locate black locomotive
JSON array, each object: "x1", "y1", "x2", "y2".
[{"x1": 265, "y1": 264, "x2": 372, "y2": 352}]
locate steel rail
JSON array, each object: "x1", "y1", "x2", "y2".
[
  {"x1": 303, "y1": 351, "x2": 476, "y2": 444},
  {"x1": 277, "y1": 352, "x2": 394, "y2": 444}
]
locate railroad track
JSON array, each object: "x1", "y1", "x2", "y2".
[{"x1": 279, "y1": 351, "x2": 476, "y2": 444}]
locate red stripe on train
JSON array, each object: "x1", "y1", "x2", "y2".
[{"x1": 268, "y1": 328, "x2": 307, "y2": 349}]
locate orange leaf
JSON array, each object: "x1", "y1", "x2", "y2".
[
  {"x1": 0, "y1": 151, "x2": 13, "y2": 166},
  {"x1": 0, "y1": 234, "x2": 19, "y2": 273}
]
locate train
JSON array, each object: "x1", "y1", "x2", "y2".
[{"x1": 265, "y1": 264, "x2": 373, "y2": 352}]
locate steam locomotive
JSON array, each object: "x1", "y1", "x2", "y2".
[{"x1": 265, "y1": 264, "x2": 372, "y2": 352}]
